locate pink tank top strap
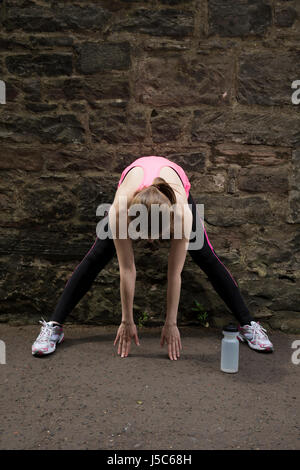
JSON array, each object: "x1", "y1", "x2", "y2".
[{"x1": 117, "y1": 156, "x2": 191, "y2": 198}]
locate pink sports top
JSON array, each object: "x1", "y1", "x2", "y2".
[{"x1": 117, "y1": 155, "x2": 191, "y2": 198}]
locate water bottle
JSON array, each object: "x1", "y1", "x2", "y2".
[{"x1": 221, "y1": 323, "x2": 239, "y2": 373}]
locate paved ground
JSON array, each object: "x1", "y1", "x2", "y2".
[{"x1": 0, "y1": 324, "x2": 299, "y2": 450}]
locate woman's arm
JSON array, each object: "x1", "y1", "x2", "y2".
[
  {"x1": 165, "y1": 237, "x2": 189, "y2": 325},
  {"x1": 161, "y1": 205, "x2": 192, "y2": 360},
  {"x1": 109, "y1": 203, "x2": 140, "y2": 357},
  {"x1": 114, "y1": 236, "x2": 136, "y2": 323},
  {"x1": 109, "y1": 202, "x2": 136, "y2": 322},
  {"x1": 166, "y1": 204, "x2": 193, "y2": 324}
]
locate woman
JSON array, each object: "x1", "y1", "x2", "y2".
[{"x1": 32, "y1": 155, "x2": 274, "y2": 360}]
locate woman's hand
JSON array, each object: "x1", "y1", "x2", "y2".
[
  {"x1": 114, "y1": 321, "x2": 140, "y2": 358},
  {"x1": 160, "y1": 323, "x2": 182, "y2": 361}
]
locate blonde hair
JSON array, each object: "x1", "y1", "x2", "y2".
[{"x1": 128, "y1": 177, "x2": 181, "y2": 240}]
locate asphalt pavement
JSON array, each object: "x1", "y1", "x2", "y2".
[{"x1": 0, "y1": 324, "x2": 299, "y2": 450}]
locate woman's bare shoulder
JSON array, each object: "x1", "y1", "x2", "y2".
[
  {"x1": 120, "y1": 166, "x2": 144, "y2": 190},
  {"x1": 160, "y1": 167, "x2": 188, "y2": 202},
  {"x1": 113, "y1": 172, "x2": 141, "y2": 207}
]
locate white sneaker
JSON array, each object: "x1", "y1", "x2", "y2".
[
  {"x1": 32, "y1": 318, "x2": 64, "y2": 356},
  {"x1": 237, "y1": 321, "x2": 274, "y2": 352}
]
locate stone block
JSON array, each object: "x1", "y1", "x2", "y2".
[
  {"x1": 237, "y1": 51, "x2": 300, "y2": 106},
  {"x1": 213, "y1": 144, "x2": 291, "y2": 167},
  {"x1": 191, "y1": 107, "x2": 300, "y2": 146},
  {"x1": 0, "y1": 112, "x2": 85, "y2": 144},
  {"x1": 0, "y1": 146, "x2": 43, "y2": 171},
  {"x1": 287, "y1": 148, "x2": 300, "y2": 223},
  {"x1": 111, "y1": 8, "x2": 194, "y2": 38},
  {"x1": 89, "y1": 102, "x2": 147, "y2": 144},
  {"x1": 76, "y1": 42, "x2": 131, "y2": 74},
  {"x1": 238, "y1": 167, "x2": 289, "y2": 194},
  {"x1": 275, "y1": 6, "x2": 298, "y2": 27},
  {"x1": 208, "y1": 0, "x2": 272, "y2": 37},
  {"x1": 6, "y1": 54, "x2": 73, "y2": 77},
  {"x1": 134, "y1": 55, "x2": 233, "y2": 107},
  {"x1": 151, "y1": 110, "x2": 184, "y2": 143},
  {"x1": 192, "y1": 194, "x2": 274, "y2": 226},
  {"x1": 3, "y1": 2, "x2": 112, "y2": 32},
  {"x1": 44, "y1": 76, "x2": 130, "y2": 103}
]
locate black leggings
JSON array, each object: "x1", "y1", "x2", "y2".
[{"x1": 50, "y1": 192, "x2": 254, "y2": 326}]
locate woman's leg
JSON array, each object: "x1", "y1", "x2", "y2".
[
  {"x1": 50, "y1": 233, "x2": 116, "y2": 325},
  {"x1": 187, "y1": 192, "x2": 254, "y2": 326}
]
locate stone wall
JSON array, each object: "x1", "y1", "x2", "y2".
[{"x1": 0, "y1": 0, "x2": 299, "y2": 332}]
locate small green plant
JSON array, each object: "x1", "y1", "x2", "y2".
[
  {"x1": 138, "y1": 310, "x2": 149, "y2": 328},
  {"x1": 191, "y1": 300, "x2": 209, "y2": 327}
]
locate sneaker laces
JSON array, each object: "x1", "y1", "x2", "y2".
[
  {"x1": 36, "y1": 318, "x2": 54, "y2": 344},
  {"x1": 251, "y1": 321, "x2": 269, "y2": 344}
]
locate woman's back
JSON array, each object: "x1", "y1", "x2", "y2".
[{"x1": 117, "y1": 155, "x2": 191, "y2": 203}]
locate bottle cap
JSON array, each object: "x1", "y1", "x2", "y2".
[{"x1": 223, "y1": 323, "x2": 238, "y2": 332}]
